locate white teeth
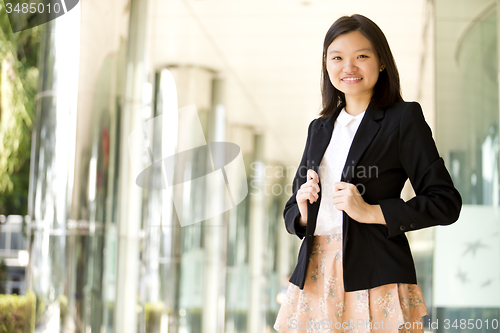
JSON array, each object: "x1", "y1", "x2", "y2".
[{"x1": 342, "y1": 78, "x2": 362, "y2": 81}]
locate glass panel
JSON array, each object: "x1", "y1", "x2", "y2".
[
  {"x1": 436, "y1": 2, "x2": 499, "y2": 205},
  {"x1": 10, "y1": 232, "x2": 23, "y2": 250},
  {"x1": 224, "y1": 126, "x2": 253, "y2": 333},
  {"x1": 435, "y1": 1, "x2": 500, "y2": 331},
  {"x1": 0, "y1": 232, "x2": 7, "y2": 250},
  {"x1": 27, "y1": 0, "x2": 129, "y2": 330}
]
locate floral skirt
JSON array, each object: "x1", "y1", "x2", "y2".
[{"x1": 274, "y1": 232, "x2": 428, "y2": 333}]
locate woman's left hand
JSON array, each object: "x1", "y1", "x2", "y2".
[{"x1": 332, "y1": 181, "x2": 386, "y2": 225}]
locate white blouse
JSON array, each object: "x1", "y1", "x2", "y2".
[{"x1": 314, "y1": 107, "x2": 366, "y2": 236}]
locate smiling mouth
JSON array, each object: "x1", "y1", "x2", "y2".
[{"x1": 342, "y1": 77, "x2": 363, "y2": 82}]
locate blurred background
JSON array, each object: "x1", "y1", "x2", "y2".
[{"x1": 0, "y1": 0, "x2": 499, "y2": 332}]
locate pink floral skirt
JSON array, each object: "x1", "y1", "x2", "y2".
[{"x1": 274, "y1": 232, "x2": 428, "y2": 332}]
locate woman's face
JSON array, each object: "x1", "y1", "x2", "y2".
[{"x1": 325, "y1": 30, "x2": 383, "y2": 102}]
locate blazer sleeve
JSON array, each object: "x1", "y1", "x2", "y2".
[
  {"x1": 378, "y1": 101, "x2": 462, "y2": 238},
  {"x1": 283, "y1": 119, "x2": 315, "y2": 240}
]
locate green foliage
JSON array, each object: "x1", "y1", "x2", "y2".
[
  {"x1": 58, "y1": 294, "x2": 68, "y2": 324},
  {"x1": 34, "y1": 294, "x2": 45, "y2": 323},
  {"x1": 144, "y1": 301, "x2": 167, "y2": 333},
  {"x1": 0, "y1": 290, "x2": 36, "y2": 333},
  {"x1": 0, "y1": 3, "x2": 41, "y2": 215},
  {"x1": 0, "y1": 259, "x2": 7, "y2": 294}
]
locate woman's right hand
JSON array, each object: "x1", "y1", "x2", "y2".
[{"x1": 296, "y1": 169, "x2": 320, "y2": 227}]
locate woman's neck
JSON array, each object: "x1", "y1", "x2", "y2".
[{"x1": 344, "y1": 95, "x2": 371, "y2": 116}]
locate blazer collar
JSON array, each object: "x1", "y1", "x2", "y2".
[{"x1": 308, "y1": 101, "x2": 385, "y2": 184}]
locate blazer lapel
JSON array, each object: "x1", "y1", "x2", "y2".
[
  {"x1": 305, "y1": 108, "x2": 338, "y2": 238},
  {"x1": 307, "y1": 108, "x2": 340, "y2": 173},
  {"x1": 341, "y1": 102, "x2": 385, "y2": 183}
]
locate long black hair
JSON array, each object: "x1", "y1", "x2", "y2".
[{"x1": 319, "y1": 14, "x2": 403, "y2": 118}]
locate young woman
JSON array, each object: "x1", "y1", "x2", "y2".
[{"x1": 274, "y1": 14, "x2": 462, "y2": 332}]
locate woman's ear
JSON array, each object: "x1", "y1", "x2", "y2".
[{"x1": 379, "y1": 64, "x2": 385, "y2": 72}]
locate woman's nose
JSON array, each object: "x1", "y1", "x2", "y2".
[{"x1": 343, "y1": 61, "x2": 357, "y2": 73}]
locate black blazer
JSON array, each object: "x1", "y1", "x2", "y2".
[{"x1": 284, "y1": 101, "x2": 462, "y2": 292}]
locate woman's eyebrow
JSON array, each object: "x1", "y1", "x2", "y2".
[{"x1": 328, "y1": 48, "x2": 373, "y2": 55}]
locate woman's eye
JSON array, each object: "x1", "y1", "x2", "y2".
[
  {"x1": 332, "y1": 56, "x2": 341, "y2": 60},
  {"x1": 358, "y1": 55, "x2": 368, "y2": 58}
]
